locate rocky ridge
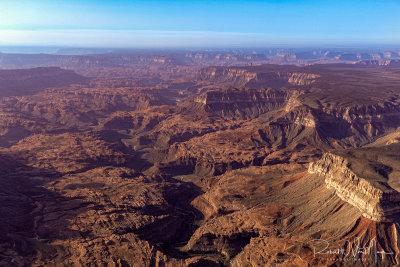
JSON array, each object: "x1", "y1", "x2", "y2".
[
  {"x1": 309, "y1": 151, "x2": 400, "y2": 221},
  {"x1": 196, "y1": 66, "x2": 319, "y2": 88}
]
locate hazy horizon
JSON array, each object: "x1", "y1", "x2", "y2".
[{"x1": 1, "y1": 0, "x2": 399, "y2": 48}]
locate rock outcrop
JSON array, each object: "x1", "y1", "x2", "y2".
[{"x1": 309, "y1": 151, "x2": 400, "y2": 221}]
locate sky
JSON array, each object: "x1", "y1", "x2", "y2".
[{"x1": 0, "y1": 0, "x2": 399, "y2": 48}]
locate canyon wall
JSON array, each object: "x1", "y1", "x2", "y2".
[
  {"x1": 309, "y1": 153, "x2": 400, "y2": 221},
  {"x1": 196, "y1": 66, "x2": 319, "y2": 88}
]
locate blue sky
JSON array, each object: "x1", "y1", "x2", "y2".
[{"x1": 0, "y1": 0, "x2": 399, "y2": 47}]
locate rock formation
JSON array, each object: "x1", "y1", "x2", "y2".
[
  {"x1": 196, "y1": 66, "x2": 319, "y2": 88},
  {"x1": 309, "y1": 144, "x2": 400, "y2": 221}
]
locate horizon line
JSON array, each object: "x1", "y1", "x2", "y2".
[{"x1": 1, "y1": 29, "x2": 399, "y2": 49}]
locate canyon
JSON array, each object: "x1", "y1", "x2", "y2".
[{"x1": 0, "y1": 50, "x2": 400, "y2": 266}]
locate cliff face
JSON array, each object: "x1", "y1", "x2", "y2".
[
  {"x1": 196, "y1": 67, "x2": 319, "y2": 88},
  {"x1": 190, "y1": 87, "x2": 291, "y2": 119},
  {"x1": 309, "y1": 152, "x2": 400, "y2": 221},
  {"x1": 312, "y1": 101, "x2": 400, "y2": 146},
  {"x1": 196, "y1": 67, "x2": 257, "y2": 87}
]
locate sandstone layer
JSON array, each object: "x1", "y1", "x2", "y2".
[{"x1": 309, "y1": 144, "x2": 400, "y2": 221}]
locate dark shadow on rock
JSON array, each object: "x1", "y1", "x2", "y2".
[
  {"x1": 127, "y1": 175, "x2": 206, "y2": 259},
  {"x1": 0, "y1": 153, "x2": 89, "y2": 266},
  {"x1": 187, "y1": 259, "x2": 224, "y2": 267},
  {"x1": 97, "y1": 129, "x2": 154, "y2": 171}
]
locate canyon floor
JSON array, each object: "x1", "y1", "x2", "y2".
[{"x1": 1, "y1": 51, "x2": 400, "y2": 266}]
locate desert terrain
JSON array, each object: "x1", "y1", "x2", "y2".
[{"x1": 1, "y1": 49, "x2": 400, "y2": 266}]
